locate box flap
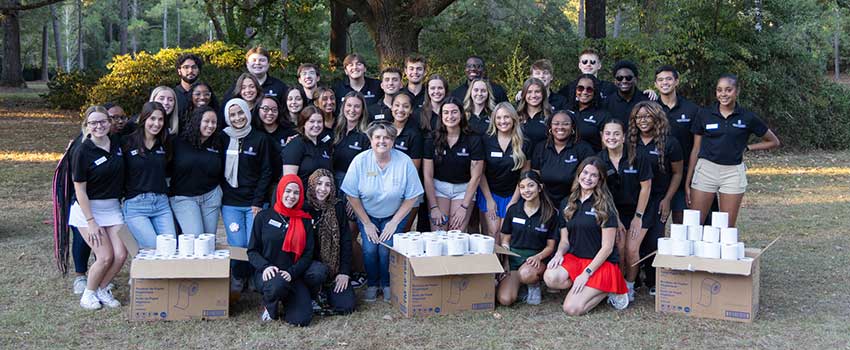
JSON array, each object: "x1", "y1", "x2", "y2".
[
  {"x1": 748, "y1": 235, "x2": 782, "y2": 260},
  {"x1": 652, "y1": 252, "x2": 757, "y2": 276},
  {"x1": 131, "y1": 257, "x2": 230, "y2": 279},
  {"x1": 117, "y1": 226, "x2": 140, "y2": 258},
  {"x1": 494, "y1": 245, "x2": 520, "y2": 257},
  {"x1": 215, "y1": 232, "x2": 249, "y2": 261},
  {"x1": 407, "y1": 254, "x2": 504, "y2": 277}
]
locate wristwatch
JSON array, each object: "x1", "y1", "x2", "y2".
[
  {"x1": 585, "y1": 267, "x2": 593, "y2": 275},
  {"x1": 635, "y1": 212, "x2": 643, "y2": 219}
]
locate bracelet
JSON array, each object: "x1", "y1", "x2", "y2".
[
  {"x1": 460, "y1": 204, "x2": 468, "y2": 210},
  {"x1": 86, "y1": 217, "x2": 95, "y2": 222},
  {"x1": 430, "y1": 205, "x2": 438, "y2": 210}
]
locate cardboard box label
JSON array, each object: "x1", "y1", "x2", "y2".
[{"x1": 130, "y1": 278, "x2": 229, "y2": 321}]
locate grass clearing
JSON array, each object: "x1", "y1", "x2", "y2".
[{"x1": 1, "y1": 106, "x2": 849, "y2": 349}]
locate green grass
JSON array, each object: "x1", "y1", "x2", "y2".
[{"x1": 1, "y1": 108, "x2": 849, "y2": 349}]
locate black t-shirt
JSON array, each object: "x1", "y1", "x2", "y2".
[
  {"x1": 501, "y1": 201, "x2": 558, "y2": 251},
  {"x1": 598, "y1": 149, "x2": 653, "y2": 209},
  {"x1": 549, "y1": 93, "x2": 568, "y2": 112},
  {"x1": 393, "y1": 121, "x2": 425, "y2": 160},
  {"x1": 282, "y1": 129, "x2": 334, "y2": 184},
  {"x1": 247, "y1": 209, "x2": 314, "y2": 279},
  {"x1": 402, "y1": 86, "x2": 426, "y2": 110},
  {"x1": 71, "y1": 135, "x2": 125, "y2": 200},
  {"x1": 604, "y1": 90, "x2": 649, "y2": 125},
  {"x1": 521, "y1": 111, "x2": 548, "y2": 149},
  {"x1": 367, "y1": 101, "x2": 393, "y2": 123},
  {"x1": 122, "y1": 138, "x2": 169, "y2": 199},
  {"x1": 222, "y1": 75, "x2": 289, "y2": 104},
  {"x1": 559, "y1": 195, "x2": 620, "y2": 263},
  {"x1": 263, "y1": 124, "x2": 300, "y2": 189},
  {"x1": 468, "y1": 113, "x2": 491, "y2": 136},
  {"x1": 220, "y1": 130, "x2": 272, "y2": 207},
  {"x1": 531, "y1": 140, "x2": 595, "y2": 205},
  {"x1": 637, "y1": 137, "x2": 683, "y2": 196},
  {"x1": 451, "y1": 81, "x2": 508, "y2": 104},
  {"x1": 333, "y1": 128, "x2": 370, "y2": 176},
  {"x1": 481, "y1": 134, "x2": 531, "y2": 197},
  {"x1": 424, "y1": 133, "x2": 484, "y2": 184},
  {"x1": 557, "y1": 78, "x2": 617, "y2": 103},
  {"x1": 692, "y1": 103, "x2": 768, "y2": 166},
  {"x1": 169, "y1": 135, "x2": 224, "y2": 197},
  {"x1": 661, "y1": 96, "x2": 700, "y2": 168},
  {"x1": 572, "y1": 105, "x2": 611, "y2": 152},
  {"x1": 305, "y1": 201, "x2": 353, "y2": 276},
  {"x1": 333, "y1": 77, "x2": 383, "y2": 107}
]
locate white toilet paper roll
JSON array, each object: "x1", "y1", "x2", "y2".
[
  {"x1": 422, "y1": 231, "x2": 437, "y2": 240},
  {"x1": 671, "y1": 240, "x2": 691, "y2": 256},
  {"x1": 703, "y1": 242, "x2": 721, "y2": 259},
  {"x1": 693, "y1": 241, "x2": 704, "y2": 257},
  {"x1": 657, "y1": 238, "x2": 673, "y2": 255},
  {"x1": 194, "y1": 237, "x2": 212, "y2": 256},
  {"x1": 740, "y1": 257, "x2": 754, "y2": 262},
  {"x1": 408, "y1": 238, "x2": 425, "y2": 257},
  {"x1": 447, "y1": 230, "x2": 462, "y2": 236},
  {"x1": 447, "y1": 236, "x2": 467, "y2": 255},
  {"x1": 155, "y1": 235, "x2": 177, "y2": 256},
  {"x1": 687, "y1": 225, "x2": 702, "y2": 241},
  {"x1": 178, "y1": 234, "x2": 195, "y2": 256},
  {"x1": 702, "y1": 226, "x2": 720, "y2": 243},
  {"x1": 711, "y1": 212, "x2": 729, "y2": 229},
  {"x1": 721, "y1": 243, "x2": 739, "y2": 260},
  {"x1": 670, "y1": 224, "x2": 687, "y2": 241},
  {"x1": 735, "y1": 242, "x2": 745, "y2": 259},
  {"x1": 720, "y1": 227, "x2": 738, "y2": 244},
  {"x1": 424, "y1": 239, "x2": 443, "y2": 257},
  {"x1": 198, "y1": 233, "x2": 216, "y2": 252},
  {"x1": 440, "y1": 237, "x2": 449, "y2": 255},
  {"x1": 683, "y1": 209, "x2": 701, "y2": 226},
  {"x1": 477, "y1": 236, "x2": 495, "y2": 254},
  {"x1": 394, "y1": 235, "x2": 409, "y2": 255}
]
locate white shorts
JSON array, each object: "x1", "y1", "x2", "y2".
[
  {"x1": 69, "y1": 199, "x2": 124, "y2": 228},
  {"x1": 434, "y1": 179, "x2": 472, "y2": 201}
]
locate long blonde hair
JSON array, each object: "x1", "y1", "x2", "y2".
[
  {"x1": 149, "y1": 86, "x2": 180, "y2": 135},
  {"x1": 80, "y1": 105, "x2": 109, "y2": 139},
  {"x1": 563, "y1": 157, "x2": 618, "y2": 226},
  {"x1": 516, "y1": 77, "x2": 552, "y2": 122},
  {"x1": 463, "y1": 78, "x2": 496, "y2": 119},
  {"x1": 628, "y1": 101, "x2": 669, "y2": 173},
  {"x1": 487, "y1": 102, "x2": 526, "y2": 171}
]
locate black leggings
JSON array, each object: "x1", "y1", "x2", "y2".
[
  {"x1": 255, "y1": 273, "x2": 313, "y2": 327},
  {"x1": 72, "y1": 226, "x2": 91, "y2": 274},
  {"x1": 303, "y1": 261, "x2": 356, "y2": 314}
]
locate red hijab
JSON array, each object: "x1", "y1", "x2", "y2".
[{"x1": 274, "y1": 174, "x2": 312, "y2": 262}]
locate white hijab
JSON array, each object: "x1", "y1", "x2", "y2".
[{"x1": 222, "y1": 98, "x2": 253, "y2": 188}]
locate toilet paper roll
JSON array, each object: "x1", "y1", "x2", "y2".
[
  {"x1": 657, "y1": 238, "x2": 673, "y2": 255},
  {"x1": 702, "y1": 226, "x2": 720, "y2": 243},
  {"x1": 394, "y1": 235, "x2": 409, "y2": 255},
  {"x1": 447, "y1": 230, "x2": 462, "y2": 236},
  {"x1": 670, "y1": 224, "x2": 687, "y2": 241},
  {"x1": 721, "y1": 243, "x2": 739, "y2": 260},
  {"x1": 477, "y1": 236, "x2": 495, "y2": 254},
  {"x1": 702, "y1": 242, "x2": 721, "y2": 259},
  {"x1": 693, "y1": 241, "x2": 705, "y2": 257},
  {"x1": 720, "y1": 228, "x2": 738, "y2": 244},
  {"x1": 198, "y1": 233, "x2": 216, "y2": 252},
  {"x1": 422, "y1": 231, "x2": 437, "y2": 240},
  {"x1": 447, "y1": 236, "x2": 467, "y2": 255},
  {"x1": 683, "y1": 209, "x2": 701, "y2": 226},
  {"x1": 711, "y1": 212, "x2": 729, "y2": 229},
  {"x1": 440, "y1": 237, "x2": 449, "y2": 255},
  {"x1": 156, "y1": 235, "x2": 177, "y2": 256},
  {"x1": 408, "y1": 238, "x2": 425, "y2": 257},
  {"x1": 178, "y1": 234, "x2": 195, "y2": 256},
  {"x1": 425, "y1": 239, "x2": 443, "y2": 257},
  {"x1": 735, "y1": 242, "x2": 745, "y2": 259},
  {"x1": 194, "y1": 237, "x2": 213, "y2": 256},
  {"x1": 687, "y1": 225, "x2": 702, "y2": 241},
  {"x1": 740, "y1": 257, "x2": 754, "y2": 262},
  {"x1": 671, "y1": 240, "x2": 691, "y2": 256}
]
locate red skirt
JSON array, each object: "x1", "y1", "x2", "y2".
[{"x1": 561, "y1": 253, "x2": 628, "y2": 294}]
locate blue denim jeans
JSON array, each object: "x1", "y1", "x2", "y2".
[
  {"x1": 357, "y1": 215, "x2": 408, "y2": 288},
  {"x1": 123, "y1": 193, "x2": 176, "y2": 249},
  {"x1": 169, "y1": 186, "x2": 222, "y2": 235},
  {"x1": 221, "y1": 205, "x2": 254, "y2": 247}
]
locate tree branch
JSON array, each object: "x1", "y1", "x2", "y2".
[{"x1": 0, "y1": 0, "x2": 63, "y2": 11}]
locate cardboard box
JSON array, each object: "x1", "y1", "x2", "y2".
[
  {"x1": 118, "y1": 228, "x2": 231, "y2": 321},
  {"x1": 385, "y1": 244, "x2": 513, "y2": 317},
  {"x1": 215, "y1": 231, "x2": 248, "y2": 261},
  {"x1": 652, "y1": 236, "x2": 780, "y2": 323}
]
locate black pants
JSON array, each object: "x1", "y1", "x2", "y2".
[
  {"x1": 72, "y1": 226, "x2": 91, "y2": 274},
  {"x1": 255, "y1": 273, "x2": 313, "y2": 327},
  {"x1": 303, "y1": 261, "x2": 356, "y2": 314}
]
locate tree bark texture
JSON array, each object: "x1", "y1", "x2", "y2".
[
  {"x1": 119, "y1": 0, "x2": 128, "y2": 54},
  {"x1": 50, "y1": 3, "x2": 64, "y2": 72},
  {"x1": 585, "y1": 0, "x2": 605, "y2": 39},
  {"x1": 42, "y1": 24, "x2": 49, "y2": 80}
]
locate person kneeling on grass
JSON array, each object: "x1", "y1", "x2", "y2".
[
  {"x1": 496, "y1": 171, "x2": 557, "y2": 306},
  {"x1": 248, "y1": 175, "x2": 314, "y2": 326},
  {"x1": 543, "y1": 157, "x2": 630, "y2": 315}
]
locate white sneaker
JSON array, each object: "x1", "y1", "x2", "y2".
[
  {"x1": 96, "y1": 288, "x2": 121, "y2": 308},
  {"x1": 73, "y1": 276, "x2": 87, "y2": 295},
  {"x1": 627, "y1": 285, "x2": 636, "y2": 302},
  {"x1": 106, "y1": 282, "x2": 115, "y2": 292},
  {"x1": 261, "y1": 308, "x2": 272, "y2": 322},
  {"x1": 526, "y1": 283, "x2": 542, "y2": 305},
  {"x1": 607, "y1": 293, "x2": 629, "y2": 310},
  {"x1": 80, "y1": 290, "x2": 102, "y2": 310}
]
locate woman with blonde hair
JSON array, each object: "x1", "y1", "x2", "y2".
[
  {"x1": 463, "y1": 78, "x2": 496, "y2": 135},
  {"x1": 149, "y1": 86, "x2": 180, "y2": 135}
]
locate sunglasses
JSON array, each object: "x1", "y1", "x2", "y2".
[
  {"x1": 575, "y1": 85, "x2": 595, "y2": 93},
  {"x1": 581, "y1": 59, "x2": 597, "y2": 65},
  {"x1": 615, "y1": 75, "x2": 634, "y2": 82}
]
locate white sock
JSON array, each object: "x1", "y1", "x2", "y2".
[
  {"x1": 83, "y1": 289, "x2": 96, "y2": 297},
  {"x1": 626, "y1": 281, "x2": 635, "y2": 290}
]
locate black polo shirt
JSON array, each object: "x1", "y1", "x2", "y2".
[
  {"x1": 532, "y1": 140, "x2": 595, "y2": 205},
  {"x1": 424, "y1": 133, "x2": 484, "y2": 184},
  {"x1": 572, "y1": 105, "x2": 611, "y2": 152},
  {"x1": 637, "y1": 137, "x2": 683, "y2": 196},
  {"x1": 692, "y1": 103, "x2": 768, "y2": 166},
  {"x1": 402, "y1": 86, "x2": 426, "y2": 110},
  {"x1": 521, "y1": 111, "x2": 548, "y2": 149},
  {"x1": 247, "y1": 208, "x2": 314, "y2": 278},
  {"x1": 263, "y1": 125, "x2": 299, "y2": 187},
  {"x1": 222, "y1": 75, "x2": 288, "y2": 103},
  {"x1": 501, "y1": 201, "x2": 558, "y2": 251},
  {"x1": 549, "y1": 93, "x2": 568, "y2": 112},
  {"x1": 220, "y1": 130, "x2": 272, "y2": 207},
  {"x1": 598, "y1": 149, "x2": 653, "y2": 209},
  {"x1": 282, "y1": 129, "x2": 334, "y2": 183},
  {"x1": 169, "y1": 135, "x2": 224, "y2": 197},
  {"x1": 451, "y1": 81, "x2": 509, "y2": 103},
  {"x1": 122, "y1": 138, "x2": 169, "y2": 200},
  {"x1": 661, "y1": 96, "x2": 700, "y2": 165},
  {"x1": 556, "y1": 78, "x2": 617, "y2": 103},
  {"x1": 333, "y1": 128, "x2": 370, "y2": 175},
  {"x1": 481, "y1": 134, "x2": 531, "y2": 197},
  {"x1": 423, "y1": 111, "x2": 440, "y2": 133},
  {"x1": 605, "y1": 89, "x2": 649, "y2": 125},
  {"x1": 367, "y1": 101, "x2": 393, "y2": 123},
  {"x1": 393, "y1": 121, "x2": 425, "y2": 160},
  {"x1": 559, "y1": 195, "x2": 620, "y2": 263},
  {"x1": 333, "y1": 77, "x2": 383, "y2": 107},
  {"x1": 71, "y1": 135, "x2": 124, "y2": 200},
  {"x1": 468, "y1": 113, "x2": 491, "y2": 136}
]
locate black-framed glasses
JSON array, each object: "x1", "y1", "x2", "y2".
[
  {"x1": 259, "y1": 106, "x2": 279, "y2": 114},
  {"x1": 87, "y1": 120, "x2": 110, "y2": 127},
  {"x1": 581, "y1": 59, "x2": 597, "y2": 65},
  {"x1": 615, "y1": 75, "x2": 634, "y2": 82},
  {"x1": 576, "y1": 85, "x2": 595, "y2": 93},
  {"x1": 180, "y1": 65, "x2": 199, "y2": 70}
]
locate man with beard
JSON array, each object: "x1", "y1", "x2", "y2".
[
  {"x1": 174, "y1": 53, "x2": 218, "y2": 119},
  {"x1": 450, "y1": 56, "x2": 509, "y2": 104}
]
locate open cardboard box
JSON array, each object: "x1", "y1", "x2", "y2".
[
  {"x1": 117, "y1": 228, "x2": 230, "y2": 321},
  {"x1": 382, "y1": 241, "x2": 516, "y2": 317},
  {"x1": 215, "y1": 231, "x2": 248, "y2": 261},
  {"x1": 652, "y1": 236, "x2": 780, "y2": 323}
]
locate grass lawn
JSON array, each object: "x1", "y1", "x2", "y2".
[{"x1": 0, "y1": 101, "x2": 848, "y2": 349}]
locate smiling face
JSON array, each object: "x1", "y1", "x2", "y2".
[
  {"x1": 635, "y1": 107, "x2": 654, "y2": 134},
  {"x1": 305, "y1": 113, "x2": 324, "y2": 137},
  {"x1": 145, "y1": 110, "x2": 165, "y2": 138},
  {"x1": 345, "y1": 59, "x2": 365, "y2": 79},
  {"x1": 107, "y1": 106, "x2": 127, "y2": 132},
  {"x1": 550, "y1": 112, "x2": 573, "y2": 142},
  {"x1": 286, "y1": 89, "x2": 304, "y2": 115},
  {"x1": 343, "y1": 97, "x2": 363, "y2": 125},
  {"x1": 614, "y1": 68, "x2": 636, "y2": 93},
  {"x1": 282, "y1": 182, "x2": 300, "y2": 208},
  {"x1": 715, "y1": 78, "x2": 738, "y2": 108},
  {"x1": 154, "y1": 91, "x2": 175, "y2": 114},
  {"x1": 240, "y1": 79, "x2": 258, "y2": 102},
  {"x1": 259, "y1": 98, "x2": 279, "y2": 126},
  {"x1": 464, "y1": 57, "x2": 484, "y2": 81},
  {"x1": 228, "y1": 105, "x2": 248, "y2": 129},
  {"x1": 381, "y1": 72, "x2": 402, "y2": 95},
  {"x1": 200, "y1": 111, "x2": 217, "y2": 138},
  {"x1": 313, "y1": 176, "x2": 333, "y2": 202},
  {"x1": 319, "y1": 91, "x2": 336, "y2": 114},
  {"x1": 428, "y1": 79, "x2": 446, "y2": 103},
  {"x1": 493, "y1": 107, "x2": 514, "y2": 134},
  {"x1": 655, "y1": 71, "x2": 678, "y2": 95},
  {"x1": 524, "y1": 83, "x2": 544, "y2": 107},
  {"x1": 470, "y1": 81, "x2": 489, "y2": 107},
  {"x1": 392, "y1": 94, "x2": 412, "y2": 123},
  {"x1": 246, "y1": 53, "x2": 270, "y2": 76},
  {"x1": 578, "y1": 53, "x2": 601, "y2": 75},
  {"x1": 441, "y1": 103, "x2": 462, "y2": 129},
  {"x1": 578, "y1": 164, "x2": 600, "y2": 191},
  {"x1": 192, "y1": 85, "x2": 211, "y2": 107},
  {"x1": 298, "y1": 68, "x2": 318, "y2": 89},
  {"x1": 531, "y1": 68, "x2": 553, "y2": 88},
  {"x1": 369, "y1": 128, "x2": 394, "y2": 155},
  {"x1": 602, "y1": 122, "x2": 625, "y2": 150},
  {"x1": 576, "y1": 78, "x2": 595, "y2": 105},
  {"x1": 405, "y1": 62, "x2": 426, "y2": 84},
  {"x1": 86, "y1": 111, "x2": 111, "y2": 138},
  {"x1": 518, "y1": 177, "x2": 542, "y2": 202}
]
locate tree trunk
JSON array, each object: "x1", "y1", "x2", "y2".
[
  {"x1": 162, "y1": 1, "x2": 168, "y2": 48},
  {"x1": 42, "y1": 24, "x2": 49, "y2": 81},
  {"x1": 835, "y1": 7, "x2": 841, "y2": 81},
  {"x1": 639, "y1": 0, "x2": 659, "y2": 34},
  {"x1": 176, "y1": 0, "x2": 181, "y2": 47},
  {"x1": 612, "y1": 5, "x2": 622, "y2": 38},
  {"x1": 76, "y1": 0, "x2": 83, "y2": 69},
  {"x1": 329, "y1": 0, "x2": 349, "y2": 68},
  {"x1": 585, "y1": 0, "x2": 606, "y2": 39},
  {"x1": 64, "y1": 4, "x2": 71, "y2": 71},
  {"x1": 106, "y1": 21, "x2": 113, "y2": 43},
  {"x1": 369, "y1": 21, "x2": 420, "y2": 68},
  {"x1": 577, "y1": 0, "x2": 585, "y2": 38},
  {"x1": 0, "y1": 3, "x2": 25, "y2": 87},
  {"x1": 50, "y1": 3, "x2": 64, "y2": 72},
  {"x1": 203, "y1": 0, "x2": 225, "y2": 40},
  {"x1": 131, "y1": 0, "x2": 138, "y2": 53},
  {"x1": 119, "y1": 0, "x2": 128, "y2": 54}
]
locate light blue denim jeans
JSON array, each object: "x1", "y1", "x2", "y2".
[
  {"x1": 357, "y1": 215, "x2": 408, "y2": 288},
  {"x1": 123, "y1": 193, "x2": 176, "y2": 249},
  {"x1": 169, "y1": 186, "x2": 222, "y2": 235},
  {"x1": 221, "y1": 205, "x2": 254, "y2": 248}
]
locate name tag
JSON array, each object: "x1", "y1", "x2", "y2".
[
  {"x1": 268, "y1": 219, "x2": 282, "y2": 228},
  {"x1": 649, "y1": 149, "x2": 660, "y2": 156},
  {"x1": 366, "y1": 171, "x2": 377, "y2": 177},
  {"x1": 374, "y1": 114, "x2": 385, "y2": 120},
  {"x1": 130, "y1": 149, "x2": 139, "y2": 156},
  {"x1": 706, "y1": 123, "x2": 719, "y2": 130},
  {"x1": 94, "y1": 156, "x2": 107, "y2": 166},
  {"x1": 584, "y1": 210, "x2": 597, "y2": 217},
  {"x1": 321, "y1": 134, "x2": 331, "y2": 143},
  {"x1": 490, "y1": 151, "x2": 503, "y2": 158},
  {"x1": 512, "y1": 217, "x2": 526, "y2": 225},
  {"x1": 624, "y1": 167, "x2": 638, "y2": 174}
]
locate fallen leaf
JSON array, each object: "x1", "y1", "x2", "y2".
[
  {"x1": 492, "y1": 312, "x2": 502, "y2": 320},
  {"x1": 17, "y1": 253, "x2": 24, "y2": 260}
]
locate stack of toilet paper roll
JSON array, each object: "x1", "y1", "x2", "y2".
[
  {"x1": 151, "y1": 233, "x2": 218, "y2": 259},
  {"x1": 657, "y1": 210, "x2": 746, "y2": 260},
  {"x1": 393, "y1": 231, "x2": 495, "y2": 257}
]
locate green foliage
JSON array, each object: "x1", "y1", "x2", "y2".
[{"x1": 43, "y1": 70, "x2": 104, "y2": 111}]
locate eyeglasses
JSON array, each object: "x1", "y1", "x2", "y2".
[
  {"x1": 465, "y1": 64, "x2": 484, "y2": 69},
  {"x1": 636, "y1": 114, "x2": 652, "y2": 120},
  {"x1": 615, "y1": 75, "x2": 634, "y2": 82},
  {"x1": 260, "y1": 106, "x2": 279, "y2": 114},
  {"x1": 180, "y1": 65, "x2": 199, "y2": 70},
  {"x1": 86, "y1": 120, "x2": 110, "y2": 127},
  {"x1": 581, "y1": 59, "x2": 597, "y2": 65},
  {"x1": 575, "y1": 85, "x2": 595, "y2": 93},
  {"x1": 299, "y1": 71, "x2": 317, "y2": 77},
  {"x1": 108, "y1": 114, "x2": 128, "y2": 121},
  {"x1": 192, "y1": 92, "x2": 212, "y2": 98}
]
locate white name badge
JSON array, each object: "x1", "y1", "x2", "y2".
[
  {"x1": 130, "y1": 149, "x2": 138, "y2": 156},
  {"x1": 490, "y1": 151, "x2": 503, "y2": 158},
  {"x1": 94, "y1": 156, "x2": 107, "y2": 166},
  {"x1": 374, "y1": 114, "x2": 385, "y2": 120},
  {"x1": 268, "y1": 219, "x2": 282, "y2": 228},
  {"x1": 321, "y1": 134, "x2": 331, "y2": 143},
  {"x1": 706, "y1": 123, "x2": 719, "y2": 130},
  {"x1": 512, "y1": 217, "x2": 526, "y2": 225}
]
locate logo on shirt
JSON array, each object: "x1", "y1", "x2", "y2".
[
  {"x1": 348, "y1": 141, "x2": 362, "y2": 150},
  {"x1": 116, "y1": 148, "x2": 122, "y2": 156},
  {"x1": 280, "y1": 139, "x2": 286, "y2": 147},
  {"x1": 732, "y1": 120, "x2": 747, "y2": 129},
  {"x1": 534, "y1": 224, "x2": 548, "y2": 232},
  {"x1": 457, "y1": 148, "x2": 469, "y2": 157},
  {"x1": 624, "y1": 166, "x2": 638, "y2": 174},
  {"x1": 244, "y1": 147, "x2": 257, "y2": 156},
  {"x1": 583, "y1": 115, "x2": 596, "y2": 123},
  {"x1": 206, "y1": 147, "x2": 219, "y2": 153},
  {"x1": 584, "y1": 207, "x2": 597, "y2": 217},
  {"x1": 322, "y1": 150, "x2": 331, "y2": 159},
  {"x1": 565, "y1": 155, "x2": 577, "y2": 163},
  {"x1": 155, "y1": 147, "x2": 165, "y2": 155},
  {"x1": 364, "y1": 91, "x2": 375, "y2": 98},
  {"x1": 395, "y1": 141, "x2": 408, "y2": 151},
  {"x1": 677, "y1": 114, "x2": 691, "y2": 123},
  {"x1": 649, "y1": 148, "x2": 661, "y2": 156},
  {"x1": 266, "y1": 89, "x2": 277, "y2": 97},
  {"x1": 130, "y1": 149, "x2": 139, "y2": 156}
]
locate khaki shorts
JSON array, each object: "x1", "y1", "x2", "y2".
[{"x1": 691, "y1": 158, "x2": 748, "y2": 194}]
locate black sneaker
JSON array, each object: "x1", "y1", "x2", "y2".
[{"x1": 351, "y1": 274, "x2": 367, "y2": 289}]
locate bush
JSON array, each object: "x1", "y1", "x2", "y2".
[{"x1": 44, "y1": 70, "x2": 104, "y2": 111}]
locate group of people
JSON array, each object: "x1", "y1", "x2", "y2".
[{"x1": 59, "y1": 46, "x2": 780, "y2": 325}]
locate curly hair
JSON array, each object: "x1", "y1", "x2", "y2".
[
  {"x1": 627, "y1": 101, "x2": 669, "y2": 173},
  {"x1": 181, "y1": 105, "x2": 221, "y2": 149},
  {"x1": 568, "y1": 74, "x2": 602, "y2": 111},
  {"x1": 563, "y1": 157, "x2": 618, "y2": 226}
]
